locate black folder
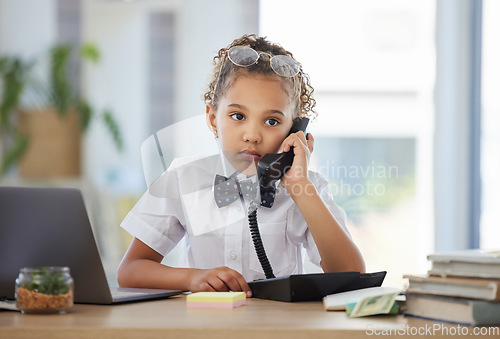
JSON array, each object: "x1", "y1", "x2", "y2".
[{"x1": 248, "y1": 271, "x2": 386, "y2": 302}]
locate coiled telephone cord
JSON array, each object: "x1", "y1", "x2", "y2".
[{"x1": 248, "y1": 203, "x2": 275, "y2": 279}]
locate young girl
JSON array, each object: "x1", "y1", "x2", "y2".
[{"x1": 117, "y1": 34, "x2": 365, "y2": 297}]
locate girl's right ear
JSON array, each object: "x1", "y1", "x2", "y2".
[{"x1": 206, "y1": 104, "x2": 217, "y2": 134}]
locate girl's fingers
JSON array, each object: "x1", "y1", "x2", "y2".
[
  {"x1": 205, "y1": 267, "x2": 252, "y2": 297},
  {"x1": 223, "y1": 273, "x2": 251, "y2": 296},
  {"x1": 306, "y1": 133, "x2": 314, "y2": 153},
  {"x1": 280, "y1": 132, "x2": 308, "y2": 153},
  {"x1": 208, "y1": 276, "x2": 230, "y2": 292}
]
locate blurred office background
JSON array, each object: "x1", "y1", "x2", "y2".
[{"x1": 0, "y1": 0, "x2": 498, "y2": 288}]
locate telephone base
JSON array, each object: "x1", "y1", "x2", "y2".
[{"x1": 248, "y1": 271, "x2": 386, "y2": 302}]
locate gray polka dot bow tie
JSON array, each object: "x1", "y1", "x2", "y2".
[{"x1": 214, "y1": 174, "x2": 276, "y2": 208}]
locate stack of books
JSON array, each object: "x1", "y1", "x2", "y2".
[{"x1": 403, "y1": 249, "x2": 500, "y2": 326}]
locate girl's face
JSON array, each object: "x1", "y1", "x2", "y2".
[{"x1": 207, "y1": 74, "x2": 295, "y2": 175}]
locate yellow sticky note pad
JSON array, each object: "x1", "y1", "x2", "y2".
[{"x1": 186, "y1": 292, "x2": 246, "y2": 309}]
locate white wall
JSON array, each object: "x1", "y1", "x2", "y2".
[
  {"x1": 0, "y1": 0, "x2": 56, "y2": 57},
  {"x1": 176, "y1": 0, "x2": 259, "y2": 121},
  {"x1": 83, "y1": 1, "x2": 157, "y2": 194},
  {"x1": 0, "y1": 0, "x2": 57, "y2": 99}
]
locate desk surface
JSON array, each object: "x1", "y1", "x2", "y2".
[{"x1": 0, "y1": 295, "x2": 496, "y2": 339}]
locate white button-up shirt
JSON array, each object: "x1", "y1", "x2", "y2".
[{"x1": 121, "y1": 154, "x2": 349, "y2": 282}]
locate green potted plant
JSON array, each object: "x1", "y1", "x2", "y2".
[
  {"x1": 0, "y1": 42, "x2": 123, "y2": 178},
  {"x1": 0, "y1": 55, "x2": 33, "y2": 175}
]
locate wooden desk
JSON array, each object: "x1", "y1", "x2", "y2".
[{"x1": 0, "y1": 295, "x2": 497, "y2": 338}]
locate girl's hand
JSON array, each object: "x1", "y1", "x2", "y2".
[
  {"x1": 188, "y1": 266, "x2": 252, "y2": 297},
  {"x1": 279, "y1": 131, "x2": 314, "y2": 194}
]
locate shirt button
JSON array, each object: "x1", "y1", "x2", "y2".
[{"x1": 230, "y1": 253, "x2": 238, "y2": 260}]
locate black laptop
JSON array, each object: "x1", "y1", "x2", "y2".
[{"x1": 0, "y1": 186, "x2": 182, "y2": 304}]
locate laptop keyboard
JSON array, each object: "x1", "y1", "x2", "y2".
[{"x1": 110, "y1": 288, "x2": 150, "y2": 298}]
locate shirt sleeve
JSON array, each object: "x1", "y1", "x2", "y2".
[
  {"x1": 120, "y1": 159, "x2": 186, "y2": 256},
  {"x1": 287, "y1": 171, "x2": 350, "y2": 268}
]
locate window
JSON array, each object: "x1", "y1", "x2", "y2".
[{"x1": 261, "y1": 0, "x2": 436, "y2": 286}]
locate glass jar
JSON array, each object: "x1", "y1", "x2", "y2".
[{"x1": 15, "y1": 267, "x2": 74, "y2": 314}]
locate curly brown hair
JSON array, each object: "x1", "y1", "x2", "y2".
[{"x1": 203, "y1": 34, "x2": 316, "y2": 119}]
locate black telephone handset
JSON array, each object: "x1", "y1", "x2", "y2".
[
  {"x1": 257, "y1": 117, "x2": 310, "y2": 195},
  {"x1": 249, "y1": 117, "x2": 309, "y2": 280}
]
